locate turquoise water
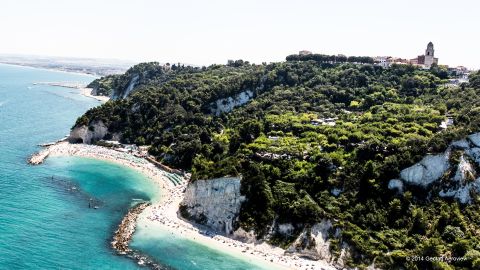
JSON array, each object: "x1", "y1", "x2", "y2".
[
  {"x1": 132, "y1": 224, "x2": 273, "y2": 270},
  {"x1": 0, "y1": 64, "x2": 273, "y2": 270}
]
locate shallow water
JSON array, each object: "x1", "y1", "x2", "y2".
[
  {"x1": 132, "y1": 222, "x2": 276, "y2": 270},
  {"x1": 0, "y1": 63, "x2": 274, "y2": 270}
]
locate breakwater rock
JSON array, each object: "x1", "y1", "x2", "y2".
[
  {"x1": 28, "y1": 149, "x2": 50, "y2": 165},
  {"x1": 111, "y1": 202, "x2": 151, "y2": 254}
]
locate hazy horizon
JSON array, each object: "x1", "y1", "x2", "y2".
[{"x1": 1, "y1": 0, "x2": 478, "y2": 69}]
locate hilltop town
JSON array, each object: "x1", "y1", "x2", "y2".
[{"x1": 299, "y1": 42, "x2": 471, "y2": 84}]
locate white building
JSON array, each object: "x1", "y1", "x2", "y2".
[
  {"x1": 299, "y1": 50, "x2": 312, "y2": 56},
  {"x1": 374, "y1": 56, "x2": 389, "y2": 68}
]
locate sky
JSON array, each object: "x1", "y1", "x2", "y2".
[{"x1": 0, "y1": 0, "x2": 478, "y2": 69}]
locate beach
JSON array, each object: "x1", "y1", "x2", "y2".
[
  {"x1": 30, "y1": 142, "x2": 336, "y2": 270},
  {"x1": 34, "y1": 81, "x2": 110, "y2": 102},
  {"x1": 80, "y1": 87, "x2": 110, "y2": 102}
]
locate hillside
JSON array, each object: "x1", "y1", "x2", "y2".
[{"x1": 73, "y1": 55, "x2": 480, "y2": 269}]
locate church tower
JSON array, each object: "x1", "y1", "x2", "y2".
[{"x1": 424, "y1": 42, "x2": 435, "y2": 68}]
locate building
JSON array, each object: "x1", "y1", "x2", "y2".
[
  {"x1": 410, "y1": 42, "x2": 439, "y2": 69},
  {"x1": 374, "y1": 56, "x2": 409, "y2": 68},
  {"x1": 448, "y1": 66, "x2": 469, "y2": 77},
  {"x1": 299, "y1": 50, "x2": 312, "y2": 56},
  {"x1": 424, "y1": 42, "x2": 437, "y2": 68},
  {"x1": 389, "y1": 57, "x2": 409, "y2": 66},
  {"x1": 374, "y1": 56, "x2": 389, "y2": 68}
]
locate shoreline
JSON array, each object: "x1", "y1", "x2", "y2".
[
  {"x1": 2, "y1": 63, "x2": 109, "y2": 102},
  {"x1": 34, "y1": 81, "x2": 110, "y2": 102},
  {"x1": 29, "y1": 142, "x2": 336, "y2": 270},
  {"x1": 80, "y1": 87, "x2": 110, "y2": 102},
  {"x1": 0, "y1": 62, "x2": 99, "y2": 78}
]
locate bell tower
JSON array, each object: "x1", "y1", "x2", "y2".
[{"x1": 424, "y1": 42, "x2": 435, "y2": 68}]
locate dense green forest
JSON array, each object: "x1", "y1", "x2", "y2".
[{"x1": 79, "y1": 56, "x2": 480, "y2": 269}]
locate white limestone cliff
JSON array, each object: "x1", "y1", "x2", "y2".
[
  {"x1": 468, "y1": 133, "x2": 480, "y2": 147},
  {"x1": 122, "y1": 75, "x2": 139, "y2": 99},
  {"x1": 389, "y1": 132, "x2": 480, "y2": 204},
  {"x1": 286, "y1": 219, "x2": 334, "y2": 261},
  {"x1": 209, "y1": 90, "x2": 254, "y2": 116},
  {"x1": 398, "y1": 152, "x2": 450, "y2": 187},
  {"x1": 68, "y1": 120, "x2": 109, "y2": 144},
  {"x1": 439, "y1": 154, "x2": 479, "y2": 204},
  {"x1": 181, "y1": 177, "x2": 245, "y2": 234},
  {"x1": 388, "y1": 179, "x2": 404, "y2": 192}
]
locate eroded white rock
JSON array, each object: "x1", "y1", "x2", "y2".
[
  {"x1": 468, "y1": 133, "x2": 480, "y2": 148},
  {"x1": 210, "y1": 90, "x2": 254, "y2": 116},
  {"x1": 232, "y1": 227, "x2": 256, "y2": 243},
  {"x1": 467, "y1": 147, "x2": 480, "y2": 164},
  {"x1": 181, "y1": 177, "x2": 245, "y2": 234},
  {"x1": 69, "y1": 121, "x2": 108, "y2": 144},
  {"x1": 391, "y1": 135, "x2": 480, "y2": 204},
  {"x1": 440, "y1": 180, "x2": 480, "y2": 204},
  {"x1": 451, "y1": 139, "x2": 470, "y2": 149},
  {"x1": 278, "y1": 223, "x2": 295, "y2": 236},
  {"x1": 388, "y1": 179, "x2": 404, "y2": 192},
  {"x1": 453, "y1": 155, "x2": 475, "y2": 182},
  {"x1": 399, "y1": 153, "x2": 450, "y2": 187},
  {"x1": 286, "y1": 219, "x2": 333, "y2": 261}
]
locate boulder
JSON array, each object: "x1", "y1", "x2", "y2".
[{"x1": 388, "y1": 179, "x2": 404, "y2": 192}]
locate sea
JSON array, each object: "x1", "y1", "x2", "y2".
[{"x1": 0, "y1": 63, "x2": 274, "y2": 270}]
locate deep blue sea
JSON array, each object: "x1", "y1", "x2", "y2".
[{"x1": 0, "y1": 64, "x2": 272, "y2": 270}]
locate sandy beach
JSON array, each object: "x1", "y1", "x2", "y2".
[
  {"x1": 80, "y1": 87, "x2": 110, "y2": 102},
  {"x1": 30, "y1": 142, "x2": 336, "y2": 270},
  {"x1": 34, "y1": 81, "x2": 110, "y2": 102}
]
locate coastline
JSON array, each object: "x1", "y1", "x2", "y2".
[
  {"x1": 1, "y1": 63, "x2": 109, "y2": 102},
  {"x1": 29, "y1": 142, "x2": 336, "y2": 270},
  {"x1": 80, "y1": 87, "x2": 110, "y2": 102},
  {"x1": 34, "y1": 81, "x2": 110, "y2": 102},
  {"x1": 0, "y1": 62, "x2": 99, "y2": 78},
  {"x1": 0, "y1": 61, "x2": 112, "y2": 102}
]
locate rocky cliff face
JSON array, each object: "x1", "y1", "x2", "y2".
[
  {"x1": 389, "y1": 132, "x2": 480, "y2": 204},
  {"x1": 209, "y1": 90, "x2": 254, "y2": 116},
  {"x1": 112, "y1": 75, "x2": 139, "y2": 100},
  {"x1": 180, "y1": 177, "x2": 245, "y2": 234},
  {"x1": 398, "y1": 152, "x2": 451, "y2": 187},
  {"x1": 181, "y1": 176, "x2": 349, "y2": 266},
  {"x1": 68, "y1": 120, "x2": 119, "y2": 144},
  {"x1": 285, "y1": 220, "x2": 333, "y2": 260},
  {"x1": 281, "y1": 219, "x2": 349, "y2": 267}
]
